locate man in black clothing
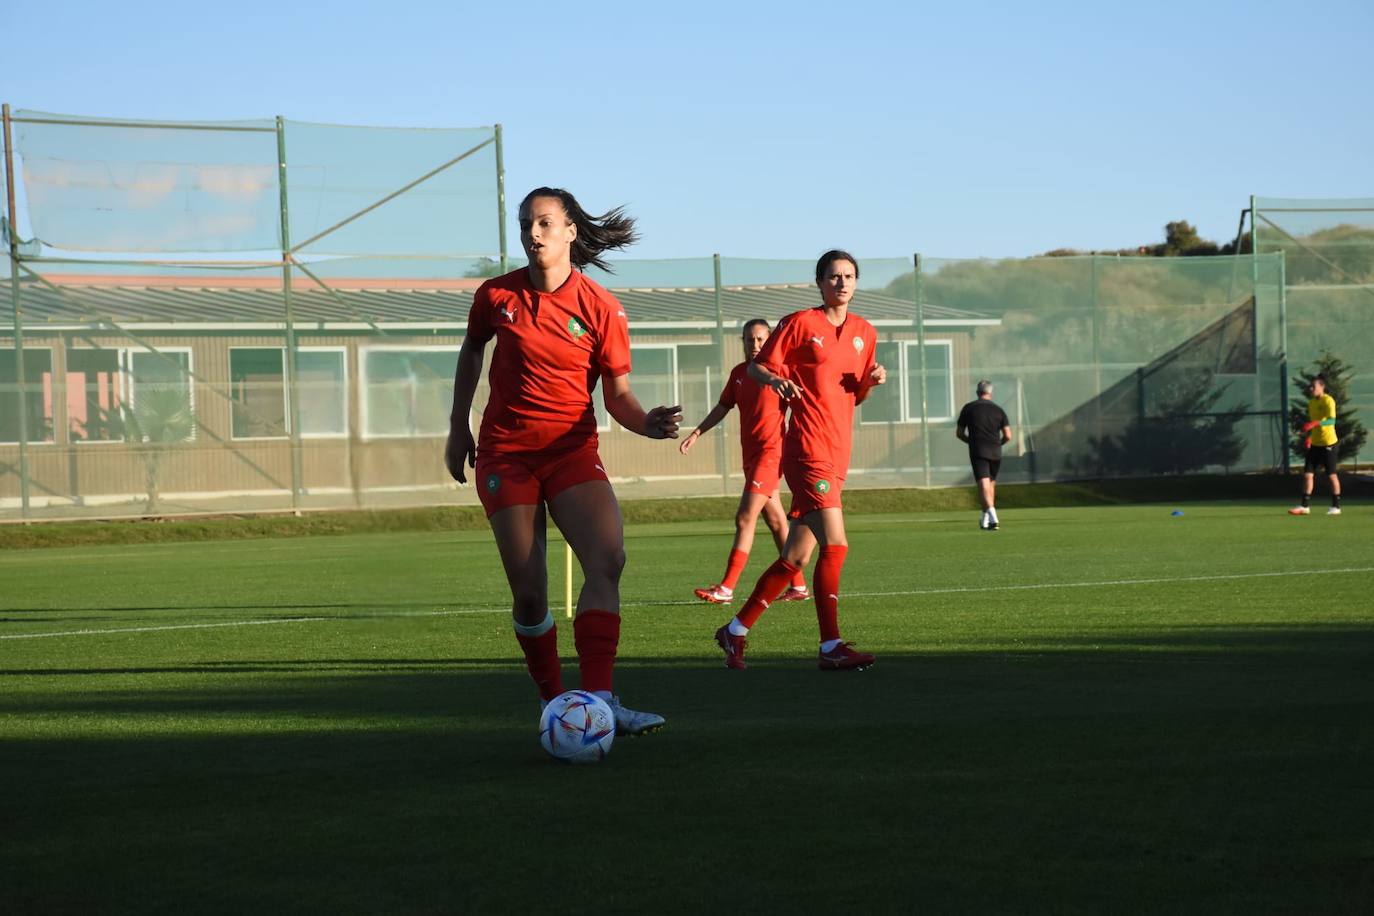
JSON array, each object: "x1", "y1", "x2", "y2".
[{"x1": 956, "y1": 380, "x2": 1013, "y2": 530}]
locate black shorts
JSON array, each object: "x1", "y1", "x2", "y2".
[
  {"x1": 1304, "y1": 444, "x2": 1338, "y2": 475},
  {"x1": 972, "y1": 457, "x2": 1001, "y2": 481}
]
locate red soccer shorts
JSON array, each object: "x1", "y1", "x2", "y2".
[
  {"x1": 783, "y1": 458, "x2": 845, "y2": 519},
  {"x1": 743, "y1": 447, "x2": 783, "y2": 497},
  {"x1": 474, "y1": 440, "x2": 610, "y2": 517}
]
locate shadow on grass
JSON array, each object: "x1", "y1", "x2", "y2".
[{"x1": 3, "y1": 624, "x2": 1372, "y2": 916}]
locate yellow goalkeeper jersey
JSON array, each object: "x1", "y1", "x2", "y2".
[{"x1": 1308, "y1": 394, "x2": 1338, "y2": 447}]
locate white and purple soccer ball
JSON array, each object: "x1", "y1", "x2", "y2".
[{"x1": 539, "y1": 690, "x2": 615, "y2": 764}]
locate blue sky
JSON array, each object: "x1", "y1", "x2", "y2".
[{"x1": 3, "y1": 0, "x2": 1370, "y2": 261}]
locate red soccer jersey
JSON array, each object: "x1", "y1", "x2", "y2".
[
  {"x1": 754, "y1": 306, "x2": 878, "y2": 468},
  {"x1": 717, "y1": 361, "x2": 785, "y2": 466},
  {"x1": 466, "y1": 268, "x2": 631, "y2": 454}
]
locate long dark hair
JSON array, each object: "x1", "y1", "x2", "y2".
[{"x1": 520, "y1": 187, "x2": 639, "y2": 273}]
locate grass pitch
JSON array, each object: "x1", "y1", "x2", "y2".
[{"x1": 2, "y1": 503, "x2": 1372, "y2": 914}]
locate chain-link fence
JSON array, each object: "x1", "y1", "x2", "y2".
[{"x1": 0, "y1": 108, "x2": 1329, "y2": 521}]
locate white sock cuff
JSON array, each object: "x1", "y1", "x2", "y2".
[{"x1": 513, "y1": 611, "x2": 555, "y2": 637}]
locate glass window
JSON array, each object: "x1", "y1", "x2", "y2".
[
  {"x1": 362, "y1": 349, "x2": 457, "y2": 438},
  {"x1": 127, "y1": 349, "x2": 195, "y2": 443},
  {"x1": 0, "y1": 348, "x2": 55, "y2": 444},
  {"x1": 905, "y1": 341, "x2": 954, "y2": 423},
  {"x1": 859, "y1": 341, "x2": 902, "y2": 424},
  {"x1": 231, "y1": 348, "x2": 288, "y2": 439},
  {"x1": 297, "y1": 350, "x2": 347, "y2": 437},
  {"x1": 595, "y1": 345, "x2": 678, "y2": 433},
  {"x1": 66, "y1": 349, "x2": 123, "y2": 442},
  {"x1": 229, "y1": 348, "x2": 346, "y2": 439},
  {"x1": 676, "y1": 344, "x2": 720, "y2": 428}
]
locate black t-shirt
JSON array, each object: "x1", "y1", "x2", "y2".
[{"x1": 957, "y1": 399, "x2": 1010, "y2": 460}]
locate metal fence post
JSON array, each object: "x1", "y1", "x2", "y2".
[
  {"x1": 276, "y1": 116, "x2": 304, "y2": 515},
  {"x1": 1278, "y1": 251, "x2": 1290, "y2": 474},
  {"x1": 713, "y1": 253, "x2": 730, "y2": 496},
  {"x1": 495, "y1": 124, "x2": 507, "y2": 273},
  {"x1": 3, "y1": 103, "x2": 31, "y2": 519},
  {"x1": 914, "y1": 254, "x2": 931, "y2": 488}
]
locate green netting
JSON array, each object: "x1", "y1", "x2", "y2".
[
  {"x1": 7, "y1": 115, "x2": 1360, "y2": 523},
  {"x1": 2, "y1": 250, "x2": 1293, "y2": 520},
  {"x1": 1253, "y1": 197, "x2": 1374, "y2": 459},
  {"x1": 11, "y1": 111, "x2": 500, "y2": 256}
]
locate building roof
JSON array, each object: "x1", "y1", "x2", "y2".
[{"x1": 4, "y1": 275, "x2": 998, "y2": 332}]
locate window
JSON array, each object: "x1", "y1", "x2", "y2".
[
  {"x1": 858, "y1": 339, "x2": 955, "y2": 425},
  {"x1": 0, "y1": 347, "x2": 55, "y2": 444},
  {"x1": 362, "y1": 348, "x2": 457, "y2": 438},
  {"x1": 230, "y1": 347, "x2": 346, "y2": 439},
  {"x1": 231, "y1": 348, "x2": 288, "y2": 439},
  {"x1": 596, "y1": 344, "x2": 678, "y2": 432},
  {"x1": 904, "y1": 340, "x2": 954, "y2": 423},
  {"x1": 67, "y1": 347, "x2": 193, "y2": 443},
  {"x1": 859, "y1": 341, "x2": 902, "y2": 423}
]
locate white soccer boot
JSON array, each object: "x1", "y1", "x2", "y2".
[
  {"x1": 607, "y1": 696, "x2": 665, "y2": 736},
  {"x1": 1327, "y1": 507, "x2": 1342, "y2": 516}
]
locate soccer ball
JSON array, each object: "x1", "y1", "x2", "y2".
[{"x1": 539, "y1": 690, "x2": 615, "y2": 764}]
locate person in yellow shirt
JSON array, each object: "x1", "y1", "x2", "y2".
[{"x1": 1289, "y1": 374, "x2": 1341, "y2": 516}]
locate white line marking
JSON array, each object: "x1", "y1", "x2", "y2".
[
  {"x1": 633, "y1": 566, "x2": 1374, "y2": 606},
  {"x1": 5, "y1": 567, "x2": 1372, "y2": 641},
  {"x1": 0, "y1": 608, "x2": 509, "y2": 640},
  {"x1": 842, "y1": 566, "x2": 1374, "y2": 599}
]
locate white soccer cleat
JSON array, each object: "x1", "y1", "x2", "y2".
[
  {"x1": 607, "y1": 696, "x2": 665, "y2": 736},
  {"x1": 1287, "y1": 506, "x2": 1310, "y2": 515},
  {"x1": 1327, "y1": 507, "x2": 1342, "y2": 516},
  {"x1": 979, "y1": 512, "x2": 990, "y2": 530}
]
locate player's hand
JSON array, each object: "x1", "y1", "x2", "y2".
[
  {"x1": 445, "y1": 427, "x2": 476, "y2": 483},
  {"x1": 770, "y1": 376, "x2": 803, "y2": 400},
  {"x1": 679, "y1": 428, "x2": 700, "y2": 454},
  {"x1": 869, "y1": 363, "x2": 887, "y2": 386},
  {"x1": 644, "y1": 405, "x2": 683, "y2": 440}
]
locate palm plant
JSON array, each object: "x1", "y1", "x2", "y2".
[{"x1": 119, "y1": 386, "x2": 196, "y2": 515}]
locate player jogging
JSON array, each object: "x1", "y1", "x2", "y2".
[
  {"x1": 956, "y1": 380, "x2": 1013, "y2": 530},
  {"x1": 713, "y1": 250, "x2": 887, "y2": 671},
  {"x1": 446, "y1": 187, "x2": 682, "y2": 735},
  {"x1": 1289, "y1": 373, "x2": 1341, "y2": 516},
  {"x1": 679, "y1": 319, "x2": 811, "y2": 605}
]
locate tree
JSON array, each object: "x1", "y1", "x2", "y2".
[
  {"x1": 1288, "y1": 351, "x2": 1367, "y2": 465},
  {"x1": 464, "y1": 257, "x2": 507, "y2": 278},
  {"x1": 119, "y1": 387, "x2": 196, "y2": 515},
  {"x1": 1086, "y1": 369, "x2": 1247, "y2": 476}
]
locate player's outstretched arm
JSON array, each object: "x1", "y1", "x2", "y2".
[
  {"x1": 747, "y1": 361, "x2": 803, "y2": 401},
  {"x1": 855, "y1": 363, "x2": 887, "y2": 406},
  {"x1": 681, "y1": 402, "x2": 731, "y2": 454},
  {"x1": 445, "y1": 338, "x2": 485, "y2": 483},
  {"x1": 603, "y1": 371, "x2": 682, "y2": 440}
]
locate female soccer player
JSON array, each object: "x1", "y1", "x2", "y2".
[
  {"x1": 712, "y1": 250, "x2": 886, "y2": 671},
  {"x1": 679, "y1": 319, "x2": 810, "y2": 604},
  {"x1": 445, "y1": 187, "x2": 682, "y2": 734}
]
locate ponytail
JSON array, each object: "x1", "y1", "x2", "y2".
[{"x1": 520, "y1": 187, "x2": 639, "y2": 273}]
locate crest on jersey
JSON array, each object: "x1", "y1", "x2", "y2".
[
  {"x1": 486, "y1": 474, "x2": 501, "y2": 493},
  {"x1": 815, "y1": 479, "x2": 831, "y2": 494},
  {"x1": 567, "y1": 317, "x2": 589, "y2": 339},
  {"x1": 852, "y1": 336, "x2": 864, "y2": 352}
]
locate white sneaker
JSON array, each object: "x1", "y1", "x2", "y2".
[
  {"x1": 607, "y1": 696, "x2": 664, "y2": 736},
  {"x1": 1287, "y1": 506, "x2": 1310, "y2": 515},
  {"x1": 1327, "y1": 507, "x2": 1342, "y2": 516},
  {"x1": 979, "y1": 512, "x2": 990, "y2": 530}
]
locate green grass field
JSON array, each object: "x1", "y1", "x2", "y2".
[{"x1": 3, "y1": 503, "x2": 1372, "y2": 914}]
